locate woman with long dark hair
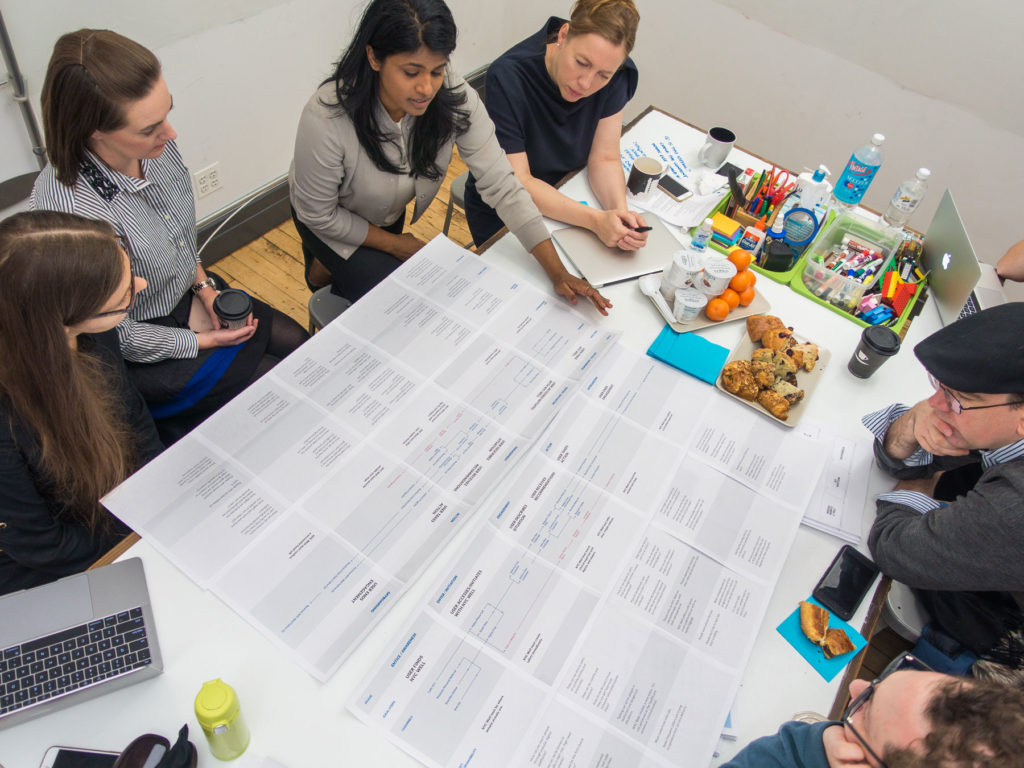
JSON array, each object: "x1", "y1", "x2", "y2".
[
  {"x1": 31, "y1": 29, "x2": 309, "y2": 444},
  {"x1": 290, "y1": 0, "x2": 611, "y2": 313},
  {"x1": 0, "y1": 211, "x2": 163, "y2": 595}
]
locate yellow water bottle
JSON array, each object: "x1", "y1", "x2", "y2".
[{"x1": 194, "y1": 678, "x2": 250, "y2": 760}]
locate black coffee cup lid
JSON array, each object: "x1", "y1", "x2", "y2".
[
  {"x1": 863, "y1": 325, "x2": 900, "y2": 355},
  {"x1": 213, "y1": 289, "x2": 252, "y2": 320}
]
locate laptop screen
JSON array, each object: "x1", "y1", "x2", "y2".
[{"x1": 921, "y1": 189, "x2": 982, "y2": 325}]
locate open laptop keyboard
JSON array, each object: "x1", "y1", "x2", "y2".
[
  {"x1": 958, "y1": 292, "x2": 979, "y2": 319},
  {"x1": 0, "y1": 607, "x2": 152, "y2": 715}
]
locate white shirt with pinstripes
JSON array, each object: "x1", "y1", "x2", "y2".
[{"x1": 31, "y1": 140, "x2": 202, "y2": 363}]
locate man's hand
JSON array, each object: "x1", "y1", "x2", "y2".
[
  {"x1": 823, "y1": 725, "x2": 871, "y2": 768},
  {"x1": 883, "y1": 399, "x2": 970, "y2": 460}
]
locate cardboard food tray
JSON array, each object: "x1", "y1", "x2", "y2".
[
  {"x1": 715, "y1": 331, "x2": 831, "y2": 429},
  {"x1": 642, "y1": 274, "x2": 771, "y2": 332}
]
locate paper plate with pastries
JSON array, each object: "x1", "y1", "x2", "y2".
[{"x1": 715, "y1": 313, "x2": 830, "y2": 428}]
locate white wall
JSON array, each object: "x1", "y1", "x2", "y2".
[{"x1": 2, "y1": 0, "x2": 1023, "y2": 289}]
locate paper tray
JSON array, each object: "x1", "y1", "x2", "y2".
[
  {"x1": 642, "y1": 273, "x2": 771, "y2": 332},
  {"x1": 714, "y1": 332, "x2": 830, "y2": 428}
]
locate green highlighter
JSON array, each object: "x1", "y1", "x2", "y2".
[{"x1": 195, "y1": 678, "x2": 251, "y2": 760}]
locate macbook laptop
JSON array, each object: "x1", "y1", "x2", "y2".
[
  {"x1": 0, "y1": 558, "x2": 163, "y2": 729},
  {"x1": 551, "y1": 216, "x2": 681, "y2": 288},
  {"x1": 921, "y1": 189, "x2": 1007, "y2": 325}
]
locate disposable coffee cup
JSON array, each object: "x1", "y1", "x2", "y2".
[
  {"x1": 627, "y1": 157, "x2": 664, "y2": 196},
  {"x1": 848, "y1": 325, "x2": 900, "y2": 378},
  {"x1": 673, "y1": 288, "x2": 707, "y2": 324},
  {"x1": 213, "y1": 289, "x2": 253, "y2": 330}
]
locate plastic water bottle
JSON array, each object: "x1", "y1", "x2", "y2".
[
  {"x1": 832, "y1": 134, "x2": 885, "y2": 208},
  {"x1": 691, "y1": 217, "x2": 713, "y2": 252},
  {"x1": 882, "y1": 168, "x2": 931, "y2": 228}
]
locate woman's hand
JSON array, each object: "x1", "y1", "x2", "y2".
[
  {"x1": 391, "y1": 233, "x2": 427, "y2": 261},
  {"x1": 196, "y1": 318, "x2": 258, "y2": 349},
  {"x1": 591, "y1": 209, "x2": 649, "y2": 251},
  {"x1": 550, "y1": 271, "x2": 613, "y2": 316}
]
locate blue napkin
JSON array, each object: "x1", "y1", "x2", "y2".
[
  {"x1": 776, "y1": 597, "x2": 868, "y2": 682},
  {"x1": 646, "y1": 324, "x2": 730, "y2": 384}
]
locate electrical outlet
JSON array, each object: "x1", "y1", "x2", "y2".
[{"x1": 192, "y1": 162, "x2": 222, "y2": 199}]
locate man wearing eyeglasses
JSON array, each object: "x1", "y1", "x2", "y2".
[
  {"x1": 861, "y1": 303, "x2": 1024, "y2": 676},
  {"x1": 722, "y1": 653, "x2": 1024, "y2": 767}
]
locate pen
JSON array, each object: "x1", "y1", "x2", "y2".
[{"x1": 630, "y1": 226, "x2": 653, "y2": 232}]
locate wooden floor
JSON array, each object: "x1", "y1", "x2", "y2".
[{"x1": 212, "y1": 150, "x2": 472, "y2": 328}]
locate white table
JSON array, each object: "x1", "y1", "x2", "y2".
[{"x1": 2, "y1": 111, "x2": 942, "y2": 768}]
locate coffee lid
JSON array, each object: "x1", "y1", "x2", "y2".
[
  {"x1": 863, "y1": 325, "x2": 900, "y2": 355},
  {"x1": 213, "y1": 289, "x2": 252, "y2": 320}
]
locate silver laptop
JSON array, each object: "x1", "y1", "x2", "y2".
[
  {"x1": 921, "y1": 189, "x2": 1007, "y2": 325},
  {"x1": 0, "y1": 558, "x2": 163, "y2": 729},
  {"x1": 551, "y1": 216, "x2": 681, "y2": 287}
]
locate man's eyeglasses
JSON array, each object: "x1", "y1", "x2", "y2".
[
  {"x1": 91, "y1": 236, "x2": 137, "y2": 319},
  {"x1": 842, "y1": 653, "x2": 932, "y2": 768},
  {"x1": 928, "y1": 373, "x2": 1024, "y2": 415}
]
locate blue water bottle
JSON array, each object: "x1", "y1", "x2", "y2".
[{"x1": 832, "y1": 133, "x2": 885, "y2": 208}]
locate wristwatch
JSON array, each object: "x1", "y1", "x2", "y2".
[{"x1": 191, "y1": 278, "x2": 217, "y2": 296}]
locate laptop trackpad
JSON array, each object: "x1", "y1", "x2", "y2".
[{"x1": 0, "y1": 573, "x2": 92, "y2": 646}]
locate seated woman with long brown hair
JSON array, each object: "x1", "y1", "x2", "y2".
[{"x1": 0, "y1": 211, "x2": 163, "y2": 595}]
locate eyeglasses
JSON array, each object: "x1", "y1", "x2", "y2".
[
  {"x1": 91, "y1": 237, "x2": 137, "y2": 319},
  {"x1": 842, "y1": 653, "x2": 932, "y2": 768},
  {"x1": 928, "y1": 373, "x2": 1024, "y2": 415}
]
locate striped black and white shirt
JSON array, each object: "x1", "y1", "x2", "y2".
[{"x1": 31, "y1": 140, "x2": 201, "y2": 363}]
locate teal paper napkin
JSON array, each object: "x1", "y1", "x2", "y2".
[
  {"x1": 776, "y1": 597, "x2": 868, "y2": 682},
  {"x1": 646, "y1": 324, "x2": 730, "y2": 384}
]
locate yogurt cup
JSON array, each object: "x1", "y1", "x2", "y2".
[
  {"x1": 660, "y1": 249, "x2": 704, "y2": 303},
  {"x1": 699, "y1": 258, "x2": 738, "y2": 296},
  {"x1": 673, "y1": 288, "x2": 708, "y2": 324}
]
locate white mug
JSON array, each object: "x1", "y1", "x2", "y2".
[{"x1": 697, "y1": 127, "x2": 736, "y2": 169}]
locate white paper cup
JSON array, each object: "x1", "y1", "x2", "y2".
[
  {"x1": 673, "y1": 288, "x2": 708, "y2": 324},
  {"x1": 699, "y1": 258, "x2": 738, "y2": 295},
  {"x1": 660, "y1": 249, "x2": 705, "y2": 303}
]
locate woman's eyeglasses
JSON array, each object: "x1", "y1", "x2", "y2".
[
  {"x1": 842, "y1": 653, "x2": 932, "y2": 768},
  {"x1": 91, "y1": 236, "x2": 137, "y2": 319}
]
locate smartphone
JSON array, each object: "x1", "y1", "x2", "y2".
[
  {"x1": 40, "y1": 747, "x2": 119, "y2": 768},
  {"x1": 657, "y1": 175, "x2": 692, "y2": 202},
  {"x1": 811, "y1": 545, "x2": 880, "y2": 621}
]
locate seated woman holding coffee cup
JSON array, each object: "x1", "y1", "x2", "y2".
[
  {"x1": 31, "y1": 29, "x2": 309, "y2": 444},
  {"x1": 0, "y1": 211, "x2": 164, "y2": 595},
  {"x1": 464, "y1": 0, "x2": 647, "y2": 251}
]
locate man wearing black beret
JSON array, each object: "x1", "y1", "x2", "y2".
[{"x1": 861, "y1": 303, "x2": 1024, "y2": 679}]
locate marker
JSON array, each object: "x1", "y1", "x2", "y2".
[{"x1": 630, "y1": 226, "x2": 653, "y2": 232}]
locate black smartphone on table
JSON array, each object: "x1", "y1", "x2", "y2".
[
  {"x1": 40, "y1": 747, "x2": 119, "y2": 768},
  {"x1": 811, "y1": 545, "x2": 880, "y2": 621}
]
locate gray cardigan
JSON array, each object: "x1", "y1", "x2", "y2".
[{"x1": 289, "y1": 71, "x2": 550, "y2": 259}]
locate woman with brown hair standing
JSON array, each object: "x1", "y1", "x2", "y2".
[
  {"x1": 0, "y1": 211, "x2": 163, "y2": 594},
  {"x1": 464, "y1": 0, "x2": 646, "y2": 250},
  {"x1": 31, "y1": 29, "x2": 308, "y2": 443}
]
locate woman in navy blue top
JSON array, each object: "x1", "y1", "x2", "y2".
[{"x1": 465, "y1": 0, "x2": 645, "y2": 250}]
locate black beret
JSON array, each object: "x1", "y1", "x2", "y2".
[{"x1": 914, "y1": 303, "x2": 1024, "y2": 393}]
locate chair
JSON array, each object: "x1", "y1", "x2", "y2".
[
  {"x1": 882, "y1": 580, "x2": 928, "y2": 642},
  {"x1": 442, "y1": 171, "x2": 468, "y2": 237},
  {"x1": 307, "y1": 286, "x2": 351, "y2": 334}
]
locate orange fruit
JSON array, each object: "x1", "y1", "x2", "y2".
[
  {"x1": 727, "y1": 248, "x2": 751, "y2": 272},
  {"x1": 738, "y1": 286, "x2": 756, "y2": 306},
  {"x1": 747, "y1": 270, "x2": 757, "y2": 287},
  {"x1": 719, "y1": 288, "x2": 740, "y2": 309},
  {"x1": 705, "y1": 298, "x2": 730, "y2": 322},
  {"x1": 729, "y1": 270, "x2": 754, "y2": 293}
]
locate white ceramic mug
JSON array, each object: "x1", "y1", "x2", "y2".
[{"x1": 697, "y1": 127, "x2": 736, "y2": 169}]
